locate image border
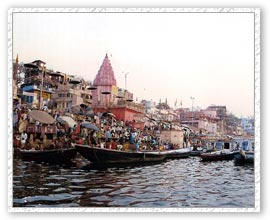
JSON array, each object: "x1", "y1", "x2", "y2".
[{"x1": 7, "y1": 7, "x2": 260, "y2": 212}]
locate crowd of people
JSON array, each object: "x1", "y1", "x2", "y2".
[
  {"x1": 74, "y1": 116, "x2": 168, "y2": 151},
  {"x1": 13, "y1": 104, "x2": 186, "y2": 151}
]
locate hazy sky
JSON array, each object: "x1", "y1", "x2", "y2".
[{"x1": 12, "y1": 11, "x2": 255, "y2": 117}]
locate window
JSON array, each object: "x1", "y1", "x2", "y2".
[
  {"x1": 224, "y1": 142, "x2": 230, "y2": 149},
  {"x1": 215, "y1": 142, "x2": 223, "y2": 150}
]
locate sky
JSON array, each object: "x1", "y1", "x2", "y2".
[{"x1": 12, "y1": 10, "x2": 255, "y2": 117}]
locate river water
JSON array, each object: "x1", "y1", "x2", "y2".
[{"x1": 12, "y1": 155, "x2": 254, "y2": 208}]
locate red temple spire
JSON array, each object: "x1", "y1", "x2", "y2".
[{"x1": 93, "y1": 53, "x2": 117, "y2": 86}]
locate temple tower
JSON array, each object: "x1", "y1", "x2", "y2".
[{"x1": 92, "y1": 54, "x2": 117, "y2": 107}]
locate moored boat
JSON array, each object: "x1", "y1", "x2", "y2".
[
  {"x1": 190, "y1": 146, "x2": 204, "y2": 156},
  {"x1": 200, "y1": 139, "x2": 237, "y2": 162},
  {"x1": 15, "y1": 110, "x2": 77, "y2": 164},
  {"x1": 234, "y1": 149, "x2": 254, "y2": 164},
  {"x1": 200, "y1": 150, "x2": 236, "y2": 161},
  {"x1": 16, "y1": 147, "x2": 77, "y2": 164},
  {"x1": 234, "y1": 139, "x2": 254, "y2": 164},
  {"x1": 74, "y1": 144, "x2": 166, "y2": 165}
]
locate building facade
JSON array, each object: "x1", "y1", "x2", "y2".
[{"x1": 20, "y1": 60, "x2": 55, "y2": 109}]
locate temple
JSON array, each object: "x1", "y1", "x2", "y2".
[
  {"x1": 91, "y1": 54, "x2": 145, "y2": 124},
  {"x1": 91, "y1": 53, "x2": 117, "y2": 106}
]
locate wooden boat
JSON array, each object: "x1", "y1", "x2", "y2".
[
  {"x1": 234, "y1": 149, "x2": 254, "y2": 164},
  {"x1": 74, "y1": 144, "x2": 166, "y2": 165},
  {"x1": 190, "y1": 136, "x2": 217, "y2": 156},
  {"x1": 200, "y1": 150, "x2": 237, "y2": 161},
  {"x1": 15, "y1": 110, "x2": 77, "y2": 164},
  {"x1": 234, "y1": 139, "x2": 254, "y2": 164},
  {"x1": 16, "y1": 147, "x2": 77, "y2": 164},
  {"x1": 200, "y1": 140, "x2": 236, "y2": 162},
  {"x1": 190, "y1": 150, "x2": 203, "y2": 156},
  {"x1": 189, "y1": 146, "x2": 204, "y2": 156}
]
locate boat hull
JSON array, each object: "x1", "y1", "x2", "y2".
[
  {"x1": 74, "y1": 144, "x2": 166, "y2": 165},
  {"x1": 190, "y1": 150, "x2": 203, "y2": 156},
  {"x1": 16, "y1": 148, "x2": 77, "y2": 164},
  {"x1": 162, "y1": 148, "x2": 191, "y2": 159},
  {"x1": 200, "y1": 152, "x2": 236, "y2": 161},
  {"x1": 234, "y1": 151, "x2": 254, "y2": 164}
]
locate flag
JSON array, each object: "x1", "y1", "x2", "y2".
[
  {"x1": 180, "y1": 100, "x2": 182, "y2": 106},
  {"x1": 174, "y1": 99, "x2": 177, "y2": 107}
]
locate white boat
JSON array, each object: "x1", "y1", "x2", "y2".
[{"x1": 149, "y1": 147, "x2": 191, "y2": 159}]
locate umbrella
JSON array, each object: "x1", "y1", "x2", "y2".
[
  {"x1": 101, "y1": 91, "x2": 111, "y2": 95},
  {"x1": 48, "y1": 71, "x2": 64, "y2": 77},
  {"x1": 69, "y1": 78, "x2": 81, "y2": 84},
  {"x1": 102, "y1": 112, "x2": 115, "y2": 118},
  {"x1": 85, "y1": 110, "x2": 94, "y2": 116},
  {"x1": 87, "y1": 85, "x2": 97, "y2": 90},
  {"x1": 70, "y1": 104, "x2": 92, "y2": 115},
  {"x1": 107, "y1": 112, "x2": 116, "y2": 117},
  {"x1": 70, "y1": 105, "x2": 83, "y2": 115},
  {"x1": 80, "y1": 103, "x2": 88, "y2": 109},
  {"x1": 24, "y1": 62, "x2": 38, "y2": 69},
  {"x1": 57, "y1": 116, "x2": 77, "y2": 128},
  {"x1": 28, "y1": 110, "x2": 55, "y2": 124},
  {"x1": 80, "y1": 122, "x2": 100, "y2": 131}
]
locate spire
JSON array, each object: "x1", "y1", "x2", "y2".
[
  {"x1": 16, "y1": 54, "x2": 19, "y2": 63},
  {"x1": 93, "y1": 54, "x2": 117, "y2": 86}
]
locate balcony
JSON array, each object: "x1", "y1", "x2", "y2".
[{"x1": 92, "y1": 100, "x2": 145, "y2": 113}]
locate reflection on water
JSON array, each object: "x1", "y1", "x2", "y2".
[{"x1": 13, "y1": 156, "x2": 254, "y2": 208}]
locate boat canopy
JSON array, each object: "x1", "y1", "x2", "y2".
[
  {"x1": 241, "y1": 140, "x2": 253, "y2": 151},
  {"x1": 215, "y1": 142, "x2": 224, "y2": 150}
]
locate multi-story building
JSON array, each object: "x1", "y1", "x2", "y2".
[
  {"x1": 178, "y1": 107, "x2": 225, "y2": 134},
  {"x1": 20, "y1": 60, "x2": 55, "y2": 109},
  {"x1": 206, "y1": 105, "x2": 227, "y2": 134},
  {"x1": 180, "y1": 111, "x2": 213, "y2": 133},
  {"x1": 51, "y1": 77, "x2": 92, "y2": 114},
  {"x1": 240, "y1": 117, "x2": 254, "y2": 135},
  {"x1": 18, "y1": 59, "x2": 92, "y2": 112}
]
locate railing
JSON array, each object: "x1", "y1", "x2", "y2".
[
  {"x1": 53, "y1": 97, "x2": 73, "y2": 102},
  {"x1": 92, "y1": 101, "x2": 145, "y2": 113}
]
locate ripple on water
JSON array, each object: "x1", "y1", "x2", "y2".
[{"x1": 13, "y1": 157, "x2": 255, "y2": 208}]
